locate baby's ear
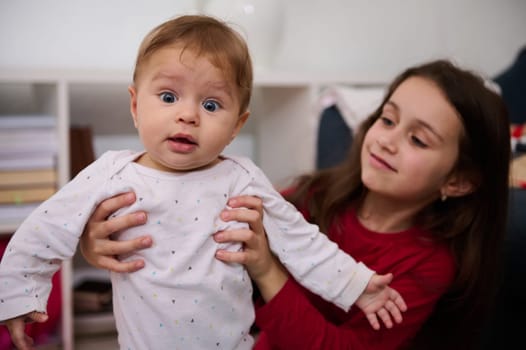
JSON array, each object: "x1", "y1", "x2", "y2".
[
  {"x1": 441, "y1": 173, "x2": 476, "y2": 198},
  {"x1": 231, "y1": 111, "x2": 250, "y2": 140},
  {"x1": 128, "y1": 85, "x2": 139, "y2": 127}
]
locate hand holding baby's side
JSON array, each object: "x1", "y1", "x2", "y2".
[
  {"x1": 356, "y1": 273, "x2": 407, "y2": 330},
  {"x1": 4, "y1": 311, "x2": 48, "y2": 350},
  {"x1": 80, "y1": 192, "x2": 151, "y2": 273}
]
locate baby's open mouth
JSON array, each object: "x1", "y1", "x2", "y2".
[{"x1": 170, "y1": 135, "x2": 197, "y2": 145}]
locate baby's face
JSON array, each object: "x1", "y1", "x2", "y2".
[{"x1": 129, "y1": 45, "x2": 248, "y2": 172}]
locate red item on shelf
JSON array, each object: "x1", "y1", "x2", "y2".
[{"x1": 511, "y1": 124, "x2": 524, "y2": 138}]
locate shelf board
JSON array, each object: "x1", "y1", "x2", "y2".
[
  {"x1": 0, "y1": 222, "x2": 18, "y2": 235},
  {"x1": 0, "y1": 68, "x2": 386, "y2": 87},
  {"x1": 74, "y1": 311, "x2": 117, "y2": 336},
  {"x1": 0, "y1": 69, "x2": 131, "y2": 84}
]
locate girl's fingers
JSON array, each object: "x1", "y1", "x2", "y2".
[
  {"x1": 215, "y1": 249, "x2": 248, "y2": 264},
  {"x1": 91, "y1": 192, "x2": 136, "y2": 221},
  {"x1": 91, "y1": 211, "x2": 147, "y2": 239},
  {"x1": 94, "y1": 236, "x2": 152, "y2": 256},
  {"x1": 214, "y1": 228, "x2": 254, "y2": 244},
  {"x1": 97, "y1": 255, "x2": 145, "y2": 273},
  {"x1": 80, "y1": 235, "x2": 151, "y2": 271},
  {"x1": 221, "y1": 207, "x2": 261, "y2": 224},
  {"x1": 228, "y1": 195, "x2": 263, "y2": 212}
]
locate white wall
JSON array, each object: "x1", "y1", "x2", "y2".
[
  {"x1": 1, "y1": 0, "x2": 525, "y2": 79},
  {"x1": 275, "y1": 0, "x2": 526, "y2": 79},
  {"x1": 0, "y1": 0, "x2": 196, "y2": 73}
]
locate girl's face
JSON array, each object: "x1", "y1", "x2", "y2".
[
  {"x1": 129, "y1": 45, "x2": 249, "y2": 172},
  {"x1": 361, "y1": 76, "x2": 464, "y2": 206}
]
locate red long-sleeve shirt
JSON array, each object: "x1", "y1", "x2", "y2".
[{"x1": 254, "y1": 209, "x2": 455, "y2": 349}]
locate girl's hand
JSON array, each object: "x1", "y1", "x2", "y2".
[
  {"x1": 5, "y1": 311, "x2": 48, "y2": 350},
  {"x1": 80, "y1": 191, "x2": 152, "y2": 272},
  {"x1": 213, "y1": 195, "x2": 288, "y2": 302},
  {"x1": 356, "y1": 273, "x2": 408, "y2": 330}
]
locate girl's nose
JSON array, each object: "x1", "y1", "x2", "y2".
[{"x1": 376, "y1": 135, "x2": 397, "y2": 153}]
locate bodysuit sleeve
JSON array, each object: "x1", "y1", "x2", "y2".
[
  {"x1": 0, "y1": 150, "x2": 135, "y2": 322},
  {"x1": 231, "y1": 157, "x2": 374, "y2": 311}
]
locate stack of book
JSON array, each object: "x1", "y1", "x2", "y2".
[{"x1": 0, "y1": 115, "x2": 58, "y2": 231}]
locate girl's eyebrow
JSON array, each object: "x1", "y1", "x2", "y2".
[
  {"x1": 384, "y1": 100, "x2": 399, "y2": 112},
  {"x1": 385, "y1": 100, "x2": 445, "y2": 142}
]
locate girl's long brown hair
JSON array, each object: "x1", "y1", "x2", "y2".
[{"x1": 286, "y1": 60, "x2": 510, "y2": 349}]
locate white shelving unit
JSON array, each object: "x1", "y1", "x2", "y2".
[{"x1": 0, "y1": 68, "x2": 383, "y2": 348}]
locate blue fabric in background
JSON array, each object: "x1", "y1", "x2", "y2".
[
  {"x1": 494, "y1": 46, "x2": 526, "y2": 124},
  {"x1": 316, "y1": 105, "x2": 353, "y2": 170}
]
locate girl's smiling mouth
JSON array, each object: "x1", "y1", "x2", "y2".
[{"x1": 369, "y1": 152, "x2": 398, "y2": 172}]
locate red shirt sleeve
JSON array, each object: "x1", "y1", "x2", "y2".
[
  {"x1": 254, "y1": 247, "x2": 455, "y2": 350},
  {"x1": 255, "y1": 278, "x2": 414, "y2": 350}
]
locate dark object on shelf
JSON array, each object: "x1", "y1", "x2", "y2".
[
  {"x1": 74, "y1": 279, "x2": 112, "y2": 313},
  {"x1": 516, "y1": 142, "x2": 526, "y2": 153},
  {"x1": 69, "y1": 126, "x2": 95, "y2": 178}
]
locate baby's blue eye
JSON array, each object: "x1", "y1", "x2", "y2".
[
  {"x1": 203, "y1": 100, "x2": 219, "y2": 112},
  {"x1": 160, "y1": 92, "x2": 176, "y2": 104}
]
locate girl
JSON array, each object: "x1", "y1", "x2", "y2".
[{"x1": 82, "y1": 59, "x2": 511, "y2": 349}]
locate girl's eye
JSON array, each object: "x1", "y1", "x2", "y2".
[
  {"x1": 380, "y1": 116, "x2": 394, "y2": 126},
  {"x1": 411, "y1": 135, "x2": 428, "y2": 148},
  {"x1": 203, "y1": 100, "x2": 220, "y2": 112},
  {"x1": 159, "y1": 92, "x2": 176, "y2": 104}
]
